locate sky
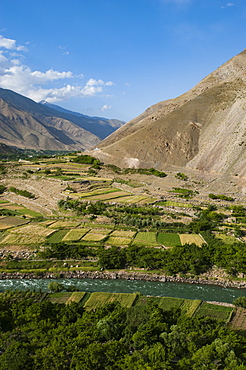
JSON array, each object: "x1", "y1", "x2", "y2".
[{"x1": 0, "y1": 0, "x2": 246, "y2": 122}]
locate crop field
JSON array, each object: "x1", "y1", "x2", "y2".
[
  {"x1": 10, "y1": 224, "x2": 55, "y2": 237},
  {"x1": 46, "y1": 230, "x2": 68, "y2": 243},
  {"x1": 179, "y1": 234, "x2": 206, "y2": 247},
  {"x1": 229, "y1": 308, "x2": 246, "y2": 331},
  {"x1": 65, "y1": 291, "x2": 87, "y2": 305},
  {"x1": 48, "y1": 221, "x2": 81, "y2": 229},
  {"x1": 117, "y1": 195, "x2": 153, "y2": 203},
  {"x1": 157, "y1": 233, "x2": 181, "y2": 247},
  {"x1": 0, "y1": 216, "x2": 30, "y2": 228},
  {"x1": 158, "y1": 200, "x2": 193, "y2": 208},
  {"x1": 180, "y1": 299, "x2": 202, "y2": 317},
  {"x1": 133, "y1": 232, "x2": 157, "y2": 245},
  {"x1": 0, "y1": 233, "x2": 46, "y2": 245},
  {"x1": 84, "y1": 191, "x2": 131, "y2": 201},
  {"x1": 195, "y1": 302, "x2": 233, "y2": 322},
  {"x1": 74, "y1": 188, "x2": 119, "y2": 198},
  {"x1": 62, "y1": 228, "x2": 90, "y2": 241},
  {"x1": 110, "y1": 230, "x2": 136, "y2": 238},
  {"x1": 83, "y1": 292, "x2": 138, "y2": 310},
  {"x1": 157, "y1": 297, "x2": 184, "y2": 310},
  {"x1": 215, "y1": 233, "x2": 238, "y2": 244},
  {"x1": 48, "y1": 292, "x2": 73, "y2": 304},
  {"x1": 106, "y1": 236, "x2": 132, "y2": 246},
  {"x1": 82, "y1": 232, "x2": 107, "y2": 241}
]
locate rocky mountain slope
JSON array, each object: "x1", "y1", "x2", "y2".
[
  {"x1": 0, "y1": 88, "x2": 124, "y2": 151},
  {"x1": 93, "y1": 50, "x2": 246, "y2": 179}
]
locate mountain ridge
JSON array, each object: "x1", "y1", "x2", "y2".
[
  {"x1": 0, "y1": 88, "x2": 124, "y2": 151},
  {"x1": 90, "y1": 50, "x2": 246, "y2": 179}
]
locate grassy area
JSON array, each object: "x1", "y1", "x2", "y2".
[
  {"x1": 84, "y1": 292, "x2": 138, "y2": 310},
  {"x1": 157, "y1": 233, "x2": 181, "y2": 247}
]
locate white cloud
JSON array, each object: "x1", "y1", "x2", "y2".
[
  {"x1": 0, "y1": 34, "x2": 114, "y2": 103},
  {"x1": 221, "y1": 2, "x2": 235, "y2": 8},
  {"x1": 105, "y1": 81, "x2": 115, "y2": 86},
  {"x1": 0, "y1": 35, "x2": 27, "y2": 51},
  {"x1": 100, "y1": 104, "x2": 112, "y2": 111}
]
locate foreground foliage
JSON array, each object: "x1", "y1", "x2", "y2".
[{"x1": 0, "y1": 292, "x2": 246, "y2": 369}]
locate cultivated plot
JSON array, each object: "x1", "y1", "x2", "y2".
[{"x1": 179, "y1": 234, "x2": 206, "y2": 247}]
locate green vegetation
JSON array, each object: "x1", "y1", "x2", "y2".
[
  {"x1": 196, "y1": 302, "x2": 233, "y2": 322},
  {"x1": 157, "y1": 232, "x2": 181, "y2": 247},
  {"x1": 175, "y1": 172, "x2": 188, "y2": 181},
  {"x1": 209, "y1": 193, "x2": 234, "y2": 201},
  {"x1": 8, "y1": 186, "x2": 35, "y2": 199},
  {"x1": 0, "y1": 291, "x2": 246, "y2": 369}
]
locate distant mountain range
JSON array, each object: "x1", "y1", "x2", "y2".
[
  {"x1": 0, "y1": 88, "x2": 124, "y2": 151},
  {"x1": 92, "y1": 50, "x2": 246, "y2": 179}
]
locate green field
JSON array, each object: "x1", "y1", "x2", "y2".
[
  {"x1": 157, "y1": 297, "x2": 184, "y2": 310},
  {"x1": 180, "y1": 299, "x2": 202, "y2": 317},
  {"x1": 84, "y1": 292, "x2": 138, "y2": 310},
  {"x1": 195, "y1": 302, "x2": 233, "y2": 322},
  {"x1": 106, "y1": 236, "x2": 132, "y2": 246},
  {"x1": 158, "y1": 200, "x2": 193, "y2": 208},
  {"x1": 133, "y1": 232, "x2": 157, "y2": 245},
  {"x1": 46, "y1": 229, "x2": 68, "y2": 243},
  {"x1": 48, "y1": 292, "x2": 73, "y2": 304},
  {"x1": 62, "y1": 228, "x2": 90, "y2": 241},
  {"x1": 82, "y1": 232, "x2": 107, "y2": 241},
  {"x1": 215, "y1": 233, "x2": 238, "y2": 245},
  {"x1": 65, "y1": 291, "x2": 87, "y2": 305},
  {"x1": 157, "y1": 233, "x2": 181, "y2": 247}
]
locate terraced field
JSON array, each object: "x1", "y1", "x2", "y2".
[
  {"x1": 196, "y1": 302, "x2": 234, "y2": 322},
  {"x1": 133, "y1": 232, "x2": 158, "y2": 246},
  {"x1": 157, "y1": 233, "x2": 181, "y2": 247},
  {"x1": 179, "y1": 234, "x2": 206, "y2": 247},
  {"x1": 83, "y1": 292, "x2": 138, "y2": 310}
]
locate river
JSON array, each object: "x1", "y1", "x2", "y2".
[{"x1": 1, "y1": 278, "x2": 246, "y2": 303}]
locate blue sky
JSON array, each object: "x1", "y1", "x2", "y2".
[{"x1": 0, "y1": 0, "x2": 246, "y2": 122}]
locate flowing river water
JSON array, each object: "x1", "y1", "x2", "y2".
[{"x1": 1, "y1": 278, "x2": 246, "y2": 303}]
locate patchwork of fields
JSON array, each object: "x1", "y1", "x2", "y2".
[
  {"x1": 0, "y1": 202, "x2": 207, "y2": 247},
  {"x1": 45, "y1": 291, "x2": 238, "y2": 328}
]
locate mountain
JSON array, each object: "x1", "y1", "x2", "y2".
[
  {"x1": 91, "y1": 50, "x2": 246, "y2": 179},
  {"x1": 40, "y1": 102, "x2": 124, "y2": 139},
  {"x1": 0, "y1": 88, "x2": 124, "y2": 151}
]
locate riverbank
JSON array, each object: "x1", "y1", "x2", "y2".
[{"x1": 0, "y1": 269, "x2": 246, "y2": 289}]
